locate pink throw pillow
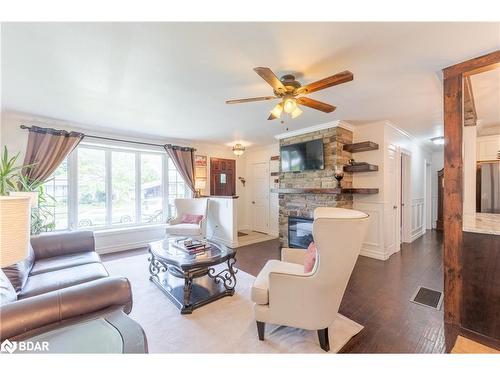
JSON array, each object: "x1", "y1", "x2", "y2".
[
  {"x1": 304, "y1": 242, "x2": 317, "y2": 273},
  {"x1": 180, "y1": 214, "x2": 204, "y2": 224}
]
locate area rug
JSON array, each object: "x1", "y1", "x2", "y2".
[{"x1": 104, "y1": 254, "x2": 363, "y2": 353}]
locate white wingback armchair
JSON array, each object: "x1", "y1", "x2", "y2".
[
  {"x1": 251, "y1": 207, "x2": 369, "y2": 351},
  {"x1": 165, "y1": 198, "x2": 208, "y2": 238}
]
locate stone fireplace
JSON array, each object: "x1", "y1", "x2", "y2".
[{"x1": 278, "y1": 125, "x2": 353, "y2": 247}]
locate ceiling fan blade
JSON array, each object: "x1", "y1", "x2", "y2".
[
  {"x1": 297, "y1": 97, "x2": 336, "y2": 113},
  {"x1": 253, "y1": 67, "x2": 286, "y2": 94},
  {"x1": 226, "y1": 96, "x2": 277, "y2": 104},
  {"x1": 297, "y1": 70, "x2": 353, "y2": 94}
]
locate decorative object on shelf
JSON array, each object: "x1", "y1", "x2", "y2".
[
  {"x1": 238, "y1": 177, "x2": 246, "y2": 187},
  {"x1": 194, "y1": 179, "x2": 206, "y2": 197},
  {"x1": 334, "y1": 167, "x2": 344, "y2": 188},
  {"x1": 0, "y1": 196, "x2": 31, "y2": 267},
  {"x1": 343, "y1": 163, "x2": 379, "y2": 172},
  {"x1": 343, "y1": 141, "x2": 379, "y2": 153},
  {"x1": 232, "y1": 144, "x2": 245, "y2": 156},
  {"x1": 226, "y1": 67, "x2": 353, "y2": 120},
  {"x1": 349, "y1": 158, "x2": 356, "y2": 165}
]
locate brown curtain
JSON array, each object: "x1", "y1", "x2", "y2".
[
  {"x1": 23, "y1": 126, "x2": 84, "y2": 182},
  {"x1": 164, "y1": 144, "x2": 196, "y2": 193}
]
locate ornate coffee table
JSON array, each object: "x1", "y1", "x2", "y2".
[{"x1": 147, "y1": 238, "x2": 237, "y2": 314}]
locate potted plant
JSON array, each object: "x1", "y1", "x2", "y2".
[
  {"x1": 0, "y1": 146, "x2": 56, "y2": 234},
  {"x1": 0, "y1": 146, "x2": 23, "y2": 196}
]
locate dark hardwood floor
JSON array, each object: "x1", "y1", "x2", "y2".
[
  {"x1": 236, "y1": 230, "x2": 445, "y2": 353},
  {"x1": 103, "y1": 230, "x2": 445, "y2": 353}
]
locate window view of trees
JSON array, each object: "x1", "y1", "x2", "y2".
[
  {"x1": 39, "y1": 144, "x2": 190, "y2": 231},
  {"x1": 167, "y1": 158, "x2": 191, "y2": 216},
  {"x1": 42, "y1": 159, "x2": 69, "y2": 230},
  {"x1": 141, "y1": 153, "x2": 163, "y2": 223},
  {"x1": 77, "y1": 147, "x2": 107, "y2": 227},
  {"x1": 112, "y1": 151, "x2": 136, "y2": 225}
]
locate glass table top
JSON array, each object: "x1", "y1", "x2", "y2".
[
  {"x1": 24, "y1": 318, "x2": 123, "y2": 354},
  {"x1": 149, "y1": 237, "x2": 235, "y2": 268}
]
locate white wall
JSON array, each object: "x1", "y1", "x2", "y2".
[
  {"x1": 431, "y1": 150, "x2": 444, "y2": 229},
  {"x1": 353, "y1": 121, "x2": 433, "y2": 260},
  {"x1": 243, "y1": 143, "x2": 280, "y2": 236},
  {"x1": 0, "y1": 110, "x2": 247, "y2": 253}
]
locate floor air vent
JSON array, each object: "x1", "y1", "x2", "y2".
[{"x1": 410, "y1": 287, "x2": 443, "y2": 310}]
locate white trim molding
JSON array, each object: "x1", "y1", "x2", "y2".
[
  {"x1": 274, "y1": 120, "x2": 354, "y2": 140},
  {"x1": 411, "y1": 197, "x2": 426, "y2": 242}
]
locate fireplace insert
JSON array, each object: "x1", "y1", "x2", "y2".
[{"x1": 288, "y1": 216, "x2": 314, "y2": 248}]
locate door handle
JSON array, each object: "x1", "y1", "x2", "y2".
[
  {"x1": 393, "y1": 205, "x2": 397, "y2": 209},
  {"x1": 252, "y1": 201, "x2": 256, "y2": 204}
]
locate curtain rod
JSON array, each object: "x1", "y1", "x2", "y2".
[{"x1": 19, "y1": 125, "x2": 196, "y2": 151}]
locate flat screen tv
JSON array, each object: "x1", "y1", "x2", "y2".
[{"x1": 280, "y1": 139, "x2": 324, "y2": 172}]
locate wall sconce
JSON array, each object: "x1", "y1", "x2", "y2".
[{"x1": 238, "y1": 177, "x2": 246, "y2": 187}]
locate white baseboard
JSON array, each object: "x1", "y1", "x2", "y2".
[
  {"x1": 211, "y1": 235, "x2": 239, "y2": 249},
  {"x1": 359, "y1": 247, "x2": 390, "y2": 261},
  {"x1": 410, "y1": 227, "x2": 425, "y2": 242},
  {"x1": 96, "y1": 240, "x2": 155, "y2": 254},
  {"x1": 238, "y1": 224, "x2": 251, "y2": 232}
]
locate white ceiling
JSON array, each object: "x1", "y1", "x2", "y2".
[
  {"x1": 1, "y1": 22, "x2": 500, "y2": 147},
  {"x1": 470, "y1": 67, "x2": 500, "y2": 136}
]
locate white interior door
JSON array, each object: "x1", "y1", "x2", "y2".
[
  {"x1": 401, "y1": 152, "x2": 412, "y2": 243},
  {"x1": 251, "y1": 162, "x2": 269, "y2": 233},
  {"x1": 425, "y1": 161, "x2": 432, "y2": 230},
  {"x1": 386, "y1": 144, "x2": 399, "y2": 254}
]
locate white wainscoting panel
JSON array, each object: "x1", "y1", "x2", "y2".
[
  {"x1": 353, "y1": 202, "x2": 389, "y2": 260},
  {"x1": 411, "y1": 198, "x2": 425, "y2": 242},
  {"x1": 95, "y1": 224, "x2": 166, "y2": 254}
]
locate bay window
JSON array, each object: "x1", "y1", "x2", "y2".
[
  {"x1": 140, "y1": 153, "x2": 163, "y2": 224},
  {"x1": 40, "y1": 142, "x2": 191, "y2": 231}
]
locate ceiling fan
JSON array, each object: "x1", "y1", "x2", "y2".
[{"x1": 226, "y1": 67, "x2": 353, "y2": 120}]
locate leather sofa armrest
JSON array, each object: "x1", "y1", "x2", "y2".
[
  {"x1": 31, "y1": 231, "x2": 96, "y2": 260},
  {"x1": 281, "y1": 248, "x2": 306, "y2": 265},
  {"x1": 0, "y1": 276, "x2": 132, "y2": 340}
]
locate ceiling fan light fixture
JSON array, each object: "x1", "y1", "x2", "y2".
[
  {"x1": 270, "y1": 103, "x2": 283, "y2": 118},
  {"x1": 283, "y1": 97, "x2": 297, "y2": 114},
  {"x1": 232, "y1": 143, "x2": 245, "y2": 156},
  {"x1": 291, "y1": 106, "x2": 303, "y2": 119}
]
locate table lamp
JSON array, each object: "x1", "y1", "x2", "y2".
[
  {"x1": 195, "y1": 179, "x2": 206, "y2": 198},
  {"x1": 0, "y1": 196, "x2": 31, "y2": 267}
]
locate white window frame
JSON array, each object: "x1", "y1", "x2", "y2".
[{"x1": 54, "y1": 141, "x2": 191, "y2": 231}]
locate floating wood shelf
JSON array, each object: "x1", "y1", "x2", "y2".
[
  {"x1": 343, "y1": 141, "x2": 379, "y2": 153},
  {"x1": 343, "y1": 163, "x2": 379, "y2": 172},
  {"x1": 270, "y1": 172, "x2": 280, "y2": 176},
  {"x1": 271, "y1": 188, "x2": 379, "y2": 195}
]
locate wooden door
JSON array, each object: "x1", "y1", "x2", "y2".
[{"x1": 210, "y1": 158, "x2": 236, "y2": 196}]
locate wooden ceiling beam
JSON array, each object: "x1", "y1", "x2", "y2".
[{"x1": 443, "y1": 50, "x2": 500, "y2": 79}]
